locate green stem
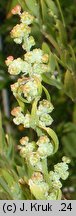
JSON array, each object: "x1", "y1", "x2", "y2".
[
  {"x1": 42, "y1": 85, "x2": 51, "y2": 101},
  {"x1": 41, "y1": 158, "x2": 49, "y2": 183}
]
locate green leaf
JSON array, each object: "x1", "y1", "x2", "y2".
[
  {"x1": 0, "y1": 177, "x2": 13, "y2": 199},
  {"x1": 45, "y1": 0, "x2": 58, "y2": 17},
  {"x1": 42, "y1": 73, "x2": 62, "y2": 89},
  {"x1": 0, "y1": 111, "x2": 6, "y2": 153},
  {"x1": 56, "y1": 20, "x2": 67, "y2": 45},
  {"x1": 42, "y1": 42, "x2": 51, "y2": 54},
  {"x1": 7, "y1": 0, "x2": 19, "y2": 12},
  {"x1": 24, "y1": 0, "x2": 39, "y2": 17},
  {"x1": 49, "y1": 53, "x2": 56, "y2": 73},
  {"x1": 64, "y1": 70, "x2": 76, "y2": 101},
  {"x1": 18, "y1": 0, "x2": 28, "y2": 10},
  {"x1": 62, "y1": 123, "x2": 76, "y2": 158},
  {"x1": 39, "y1": 126, "x2": 59, "y2": 153}
]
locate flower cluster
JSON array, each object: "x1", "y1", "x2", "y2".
[
  {"x1": 11, "y1": 8, "x2": 35, "y2": 51},
  {"x1": 6, "y1": 50, "x2": 49, "y2": 80},
  {"x1": 11, "y1": 99, "x2": 54, "y2": 128},
  {"x1": 28, "y1": 157, "x2": 70, "y2": 200},
  {"x1": 18, "y1": 135, "x2": 54, "y2": 171},
  {"x1": 6, "y1": 5, "x2": 70, "y2": 200}
]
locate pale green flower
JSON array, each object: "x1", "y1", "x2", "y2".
[
  {"x1": 39, "y1": 113, "x2": 53, "y2": 126},
  {"x1": 8, "y1": 58, "x2": 24, "y2": 75},
  {"x1": 20, "y1": 136, "x2": 29, "y2": 145},
  {"x1": 19, "y1": 141, "x2": 36, "y2": 158},
  {"x1": 13, "y1": 113, "x2": 25, "y2": 125},
  {"x1": 37, "y1": 142, "x2": 54, "y2": 158},
  {"x1": 22, "y1": 78, "x2": 39, "y2": 102},
  {"x1": 36, "y1": 135, "x2": 50, "y2": 146},
  {"x1": 37, "y1": 135, "x2": 54, "y2": 158},
  {"x1": 33, "y1": 62, "x2": 49, "y2": 75},
  {"x1": 29, "y1": 152, "x2": 40, "y2": 167},
  {"x1": 52, "y1": 180, "x2": 62, "y2": 189},
  {"x1": 11, "y1": 106, "x2": 25, "y2": 125},
  {"x1": 37, "y1": 99, "x2": 54, "y2": 115},
  {"x1": 11, "y1": 82, "x2": 19, "y2": 97},
  {"x1": 54, "y1": 162, "x2": 69, "y2": 180},
  {"x1": 24, "y1": 49, "x2": 43, "y2": 63},
  {"x1": 7, "y1": 7, "x2": 70, "y2": 200},
  {"x1": 20, "y1": 11, "x2": 34, "y2": 25},
  {"x1": 49, "y1": 171, "x2": 60, "y2": 181},
  {"x1": 62, "y1": 156, "x2": 71, "y2": 164},
  {"x1": 11, "y1": 23, "x2": 31, "y2": 44}
]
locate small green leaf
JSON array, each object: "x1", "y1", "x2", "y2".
[
  {"x1": 39, "y1": 126, "x2": 59, "y2": 153},
  {"x1": 45, "y1": 0, "x2": 58, "y2": 17},
  {"x1": 42, "y1": 42, "x2": 51, "y2": 54},
  {"x1": 18, "y1": 0, "x2": 28, "y2": 10},
  {"x1": 42, "y1": 73, "x2": 62, "y2": 89},
  {"x1": 0, "y1": 177, "x2": 13, "y2": 199},
  {"x1": 0, "y1": 111, "x2": 6, "y2": 153},
  {"x1": 56, "y1": 20, "x2": 67, "y2": 45},
  {"x1": 40, "y1": 0, "x2": 47, "y2": 21},
  {"x1": 49, "y1": 53, "x2": 56, "y2": 73},
  {"x1": 64, "y1": 70, "x2": 76, "y2": 101}
]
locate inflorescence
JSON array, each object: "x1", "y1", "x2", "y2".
[{"x1": 5, "y1": 5, "x2": 70, "y2": 200}]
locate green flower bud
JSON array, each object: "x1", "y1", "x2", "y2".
[{"x1": 62, "y1": 156, "x2": 71, "y2": 164}]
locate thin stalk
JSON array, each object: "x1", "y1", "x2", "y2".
[
  {"x1": 55, "y1": 0, "x2": 65, "y2": 26},
  {"x1": 41, "y1": 159, "x2": 49, "y2": 183}
]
